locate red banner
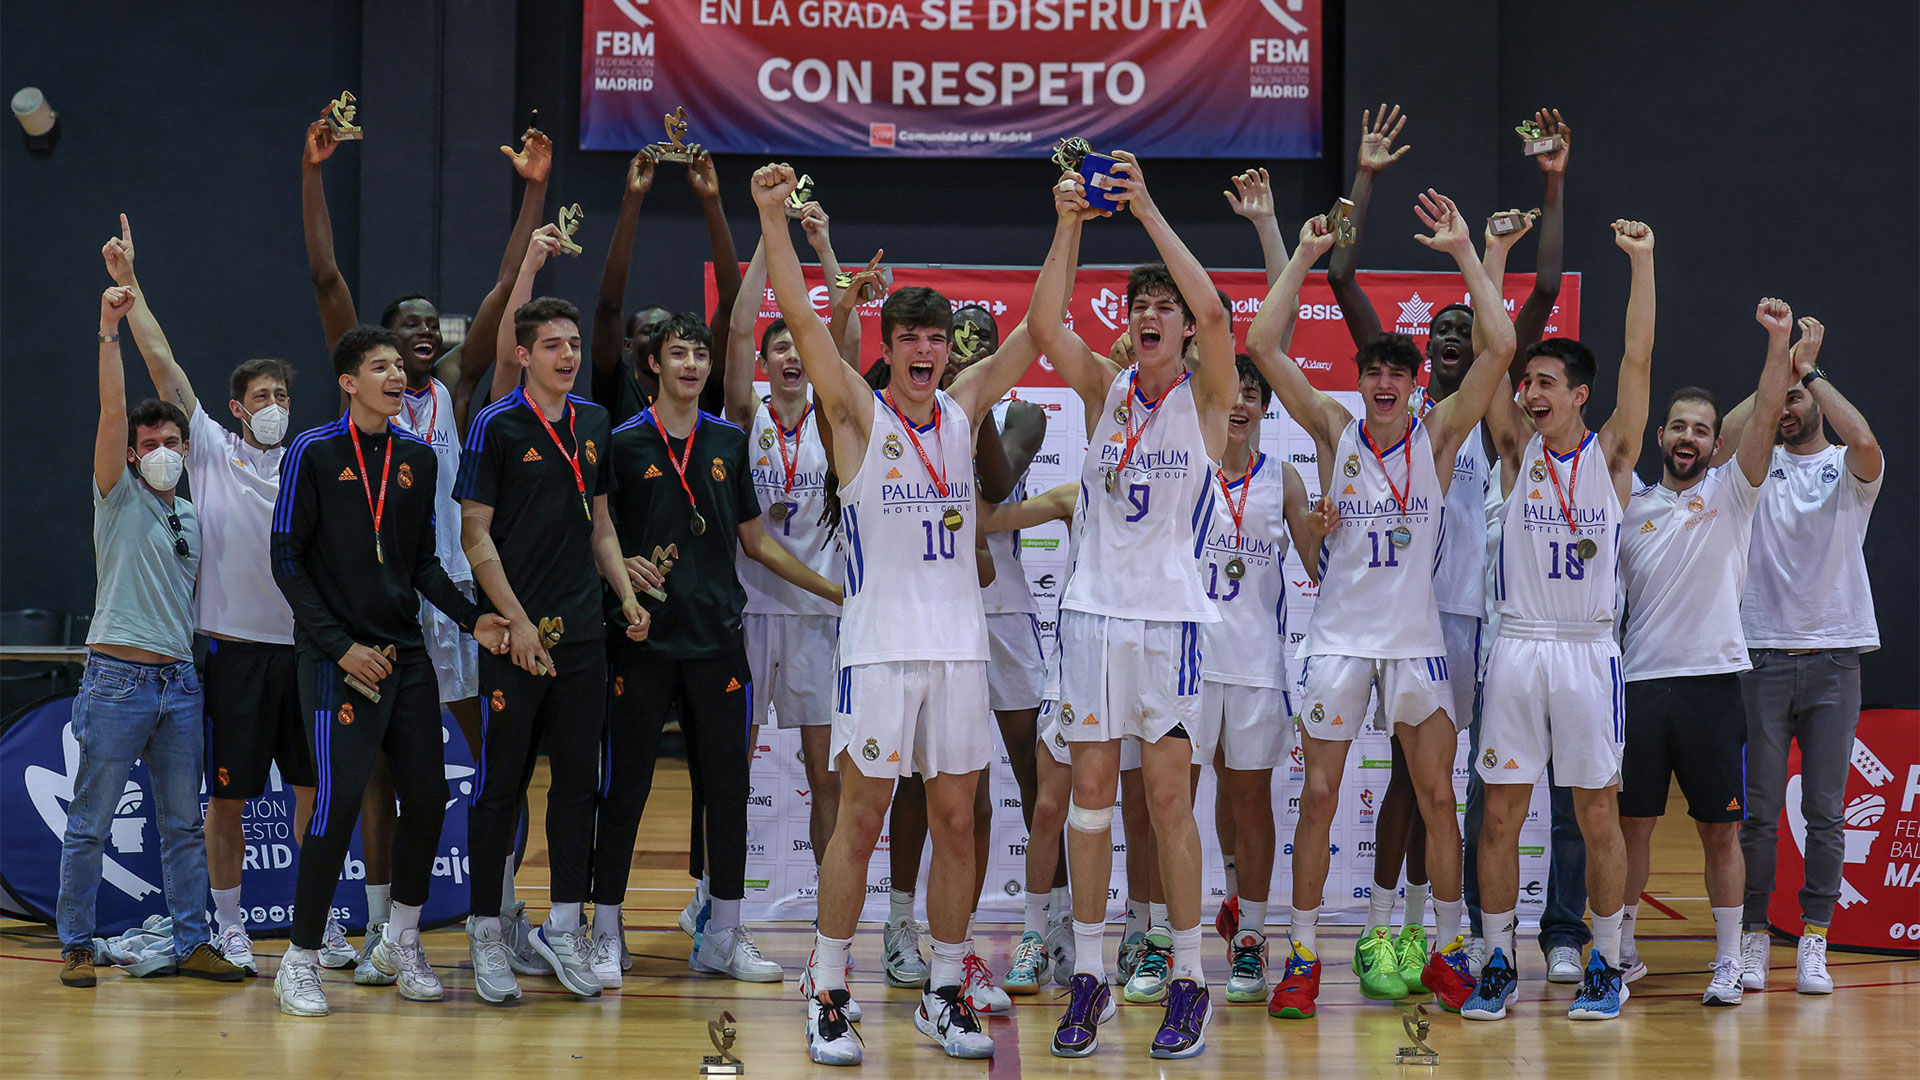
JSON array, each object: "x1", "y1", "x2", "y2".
[
  {"x1": 703, "y1": 265, "x2": 1582, "y2": 391},
  {"x1": 581, "y1": 0, "x2": 1322, "y2": 158}
]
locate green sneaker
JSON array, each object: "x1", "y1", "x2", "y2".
[
  {"x1": 1004, "y1": 931, "x2": 1047, "y2": 995},
  {"x1": 1395, "y1": 925, "x2": 1430, "y2": 994},
  {"x1": 1354, "y1": 927, "x2": 1409, "y2": 1000}
]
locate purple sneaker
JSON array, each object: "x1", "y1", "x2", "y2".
[
  {"x1": 1050, "y1": 972, "x2": 1116, "y2": 1058},
  {"x1": 1150, "y1": 977, "x2": 1211, "y2": 1059}
]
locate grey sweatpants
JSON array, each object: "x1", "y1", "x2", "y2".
[{"x1": 1738, "y1": 648, "x2": 1863, "y2": 930}]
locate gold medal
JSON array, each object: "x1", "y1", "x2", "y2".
[
  {"x1": 1576, "y1": 537, "x2": 1598, "y2": 560},
  {"x1": 942, "y1": 506, "x2": 964, "y2": 532},
  {"x1": 690, "y1": 511, "x2": 708, "y2": 536},
  {"x1": 768, "y1": 501, "x2": 789, "y2": 524},
  {"x1": 1225, "y1": 557, "x2": 1246, "y2": 580},
  {"x1": 374, "y1": 536, "x2": 383, "y2": 564},
  {"x1": 1103, "y1": 467, "x2": 1118, "y2": 494}
]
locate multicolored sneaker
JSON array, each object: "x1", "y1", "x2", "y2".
[
  {"x1": 1424, "y1": 935, "x2": 1477, "y2": 1013},
  {"x1": 1568, "y1": 951, "x2": 1626, "y2": 1020},
  {"x1": 1122, "y1": 929, "x2": 1173, "y2": 1003},
  {"x1": 1395, "y1": 924, "x2": 1430, "y2": 993},
  {"x1": 1267, "y1": 942, "x2": 1321, "y2": 1019},
  {"x1": 1460, "y1": 947, "x2": 1517, "y2": 1021},
  {"x1": 1051, "y1": 972, "x2": 1115, "y2": 1058},
  {"x1": 1004, "y1": 931, "x2": 1049, "y2": 995},
  {"x1": 1225, "y1": 928, "x2": 1269, "y2": 1002},
  {"x1": 915, "y1": 983, "x2": 994, "y2": 1059},
  {"x1": 1214, "y1": 895, "x2": 1241, "y2": 941},
  {"x1": 798, "y1": 952, "x2": 862, "y2": 1023},
  {"x1": 1354, "y1": 926, "x2": 1409, "y2": 1000},
  {"x1": 1150, "y1": 977, "x2": 1212, "y2": 1059},
  {"x1": 1116, "y1": 931, "x2": 1147, "y2": 983},
  {"x1": 806, "y1": 989, "x2": 863, "y2": 1066},
  {"x1": 961, "y1": 950, "x2": 1011, "y2": 1013}
]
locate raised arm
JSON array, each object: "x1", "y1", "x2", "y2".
[
  {"x1": 94, "y1": 288, "x2": 136, "y2": 497},
  {"x1": 489, "y1": 224, "x2": 568, "y2": 403},
  {"x1": 751, "y1": 164, "x2": 869, "y2": 435},
  {"x1": 1421, "y1": 190, "x2": 1518, "y2": 458},
  {"x1": 1225, "y1": 168, "x2": 1289, "y2": 286},
  {"x1": 457, "y1": 129, "x2": 552, "y2": 434},
  {"x1": 686, "y1": 151, "x2": 741, "y2": 415},
  {"x1": 102, "y1": 216, "x2": 195, "y2": 415},
  {"x1": 1329, "y1": 104, "x2": 1412, "y2": 349},
  {"x1": 1599, "y1": 220, "x2": 1657, "y2": 482},
  {"x1": 1793, "y1": 320, "x2": 1881, "y2": 481},
  {"x1": 829, "y1": 250, "x2": 884, "y2": 370},
  {"x1": 1246, "y1": 219, "x2": 1347, "y2": 449},
  {"x1": 801, "y1": 204, "x2": 866, "y2": 367},
  {"x1": 1740, "y1": 298, "x2": 1799, "y2": 487},
  {"x1": 300, "y1": 116, "x2": 359, "y2": 351},
  {"x1": 592, "y1": 150, "x2": 657, "y2": 385},
  {"x1": 722, "y1": 240, "x2": 768, "y2": 428},
  {"x1": 1029, "y1": 177, "x2": 1120, "y2": 412},
  {"x1": 1512, "y1": 109, "x2": 1570, "y2": 354}
]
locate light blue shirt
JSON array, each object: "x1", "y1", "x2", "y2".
[{"x1": 86, "y1": 470, "x2": 199, "y2": 661}]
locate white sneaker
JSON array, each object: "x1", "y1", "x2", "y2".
[
  {"x1": 1045, "y1": 916, "x2": 1077, "y2": 988},
  {"x1": 502, "y1": 902, "x2": 553, "y2": 976},
  {"x1": 531, "y1": 924, "x2": 603, "y2": 998},
  {"x1": 1796, "y1": 934, "x2": 1833, "y2": 994},
  {"x1": 677, "y1": 880, "x2": 711, "y2": 938},
  {"x1": 915, "y1": 984, "x2": 995, "y2": 1059},
  {"x1": 1619, "y1": 950, "x2": 1649, "y2": 984},
  {"x1": 274, "y1": 951, "x2": 329, "y2": 1017},
  {"x1": 214, "y1": 924, "x2": 257, "y2": 976},
  {"x1": 884, "y1": 918, "x2": 930, "y2": 988},
  {"x1": 1740, "y1": 931, "x2": 1770, "y2": 991},
  {"x1": 961, "y1": 950, "x2": 1012, "y2": 1014},
  {"x1": 354, "y1": 923, "x2": 397, "y2": 986},
  {"x1": 799, "y1": 957, "x2": 863, "y2": 1023},
  {"x1": 466, "y1": 917, "x2": 522, "y2": 1004},
  {"x1": 1546, "y1": 945, "x2": 1583, "y2": 983},
  {"x1": 317, "y1": 915, "x2": 358, "y2": 969},
  {"x1": 372, "y1": 929, "x2": 445, "y2": 1001},
  {"x1": 590, "y1": 930, "x2": 625, "y2": 989},
  {"x1": 807, "y1": 989, "x2": 863, "y2": 1066},
  {"x1": 692, "y1": 924, "x2": 784, "y2": 983},
  {"x1": 1702, "y1": 958, "x2": 1743, "y2": 1006},
  {"x1": 1464, "y1": 936, "x2": 1487, "y2": 977}
]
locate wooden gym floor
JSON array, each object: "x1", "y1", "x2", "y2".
[{"x1": 4, "y1": 761, "x2": 1915, "y2": 1079}]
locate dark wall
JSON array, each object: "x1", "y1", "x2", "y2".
[{"x1": 5, "y1": 2, "x2": 1914, "y2": 705}]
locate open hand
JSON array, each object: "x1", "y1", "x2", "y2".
[
  {"x1": 1358, "y1": 103, "x2": 1411, "y2": 173},
  {"x1": 1224, "y1": 168, "x2": 1275, "y2": 222},
  {"x1": 501, "y1": 128, "x2": 553, "y2": 183},
  {"x1": 1790, "y1": 316, "x2": 1825, "y2": 376},
  {"x1": 1413, "y1": 189, "x2": 1470, "y2": 254}
]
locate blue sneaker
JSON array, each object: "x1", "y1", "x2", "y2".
[
  {"x1": 1460, "y1": 948, "x2": 1518, "y2": 1021},
  {"x1": 1568, "y1": 951, "x2": 1627, "y2": 1020},
  {"x1": 1150, "y1": 977, "x2": 1212, "y2": 1059},
  {"x1": 1051, "y1": 972, "x2": 1116, "y2": 1058}
]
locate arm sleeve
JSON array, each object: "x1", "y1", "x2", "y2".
[{"x1": 270, "y1": 439, "x2": 356, "y2": 660}]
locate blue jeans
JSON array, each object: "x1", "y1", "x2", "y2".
[
  {"x1": 1463, "y1": 684, "x2": 1591, "y2": 954},
  {"x1": 57, "y1": 653, "x2": 210, "y2": 952}
]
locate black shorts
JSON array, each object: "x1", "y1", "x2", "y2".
[
  {"x1": 202, "y1": 638, "x2": 316, "y2": 798},
  {"x1": 1621, "y1": 673, "x2": 1746, "y2": 822}
]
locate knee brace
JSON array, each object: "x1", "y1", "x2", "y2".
[{"x1": 1067, "y1": 800, "x2": 1114, "y2": 833}]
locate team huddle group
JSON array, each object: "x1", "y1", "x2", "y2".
[{"x1": 57, "y1": 104, "x2": 1881, "y2": 1064}]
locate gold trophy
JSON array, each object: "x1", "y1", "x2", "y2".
[
  {"x1": 1396, "y1": 1003, "x2": 1439, "y2": 1066},
  {"x1": 700, "y1": 1010, "x2": 743, "y2": 1076},
  {"x1": 344, "y1": 644, "x2": 397, "y2": 702},
  {"x1": 326, "y1": 91, "x2": 363, "y2": 141},
  {"x1": 834, "y1": 252, "x2": 893, "y2": 304},
  {"x1": 1515, "y1": 119, "x2": 1563, "y2": 156},
  {"x1": 555, "y1": 203, "x2": 586, "y2": 256},
  {"x1": 640, "y1": 544, "x2": 679, "y2": 602},
  {"x1": 784, "y1": 173, "x2": 816, "y2": 218},
  {"x1": 1327, "y1": 197, "x2": 1357, "y2": 247},
  {"x1": 1050, "y1": 136, "x2": 1126, "y2": 213},
  {"x1": 537, "y1": 617, "x2": 566, "y2": 650},
  {"x1": 952, "y1": 322, "x2": 986, "y2": 364},
  {"x1": 1488, "y1": 208, "x2": 1540, "y2": 237},
  {"x1": 649, "y1": 106, "x2": 701, "y2": 164}
]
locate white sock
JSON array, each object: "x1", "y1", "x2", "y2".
[
  {"x1": 811, "y1": 932, "x2": 852, "y2": 992},
  {"x1": 1434, "y1": 895, "x2": 1464, "y2": 945},
  {"x1": 501, "y1": 864, "x2": 517, "y2": 914},
  {"x1": 1486, "y1": 909, "x2": 1518, "y2": 963},
  {"x1": 1049, "y1": 885, "x2": 1070, "y2": 922},
  {"x1": 389, "y1": 901, "x2": 422, "y2": 942},
  {"x1": 1124, "y1": 898, "x2": 1148, "y2": 940},
  {"x1": 546, "y1": 902, "x2": 582, "y2": 934},
  {"x1": 1171, "y1": 923, "x2": 1204, "y2": 981},
  {"x1": 1073, "y1": 920, "x2": 1106, "y2": 977},
  {"x1": 708, "y1": 897, "x2": 741, "y2": 933},
  {"x1": 1242, "y1": 898, "x2": 1269, "y2": 932},
  {"x1": 1592, "y1": 907, "x2": 1624, "y2": 967},
  {"x1": 1712, "y1": 906, "x2": 1741, "y2": 966},
  {"x1": 1024, "y1": 891, "x2": 1050, "y2": 936},
  {"x1": 1289, "y1": 905, "x2": 1320, "y2": 956},
  {"x1": 285, "y1": 944, "x2": 319, "y2": 966},
  {"x1": 1149, "y1": 901, "x2": 1169, "y2": 930},
  {"x1": 1222, "y1": 857, "x2": 1239, "y2": 899},
  {"x1": 212, "y1": 886, "x2": 244, "y2": 933},
  {"x1": 1366, "y1": 884, "x2": 1395, "y2": 933},
  {"x1": 889, "y1": 888, "x2": 915, "y2": 925},
  {"x1": 929, "y1": 937, "x2": 967, "y2": 990},
  {"x1": 1404, "y1": 881, "x2": 1431, "y2": 929},
  {"x1": 1621, "y1": 902, "x2": 1640, "y2": 958},
  {"x1": 365, "y1": 882, "x2": 392, "y2": 927},
  {"x1": 593, "y1": 903, "x2": 622, "y2": 937}
]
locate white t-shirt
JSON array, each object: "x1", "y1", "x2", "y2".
[
  {"x1": 1741, "y1": 444, "x2": 1882, "y2": 650},
  {"x1": 1620, "y1": 463, "x2": 1762, "y2": 680},
  {"x1": 186, "y1": 404, "x2": 294, "y2": 644}
]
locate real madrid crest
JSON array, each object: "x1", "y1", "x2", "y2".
[
  {"x1": 710, "y1": 457, "x2": 727, "y2": 481},
  {"x1": 397, "y1": 462, "x2": 414, "y2": 489},
  {"x1": 862, "y1": 737, "x2": 880, "y2": 761},
  {"x1": 1529, "y1": 459, "x2": 1548, "y2": 483},
  {"x1": 1342, "y1": 454, "x2": 1361, "y2": 478},
  {"x1": 1113, "y1": 404, "x2": 1131, "y2": 426},
  {"x1": 1061, "y1": 702, "x2": 1076, "y2": 725},
  {"x1": 585, "y1": 439, "x2": 598, "y2": 465},
  {"x1": 759, "y1": 428, "x2": 775, "y2": 449},
  {"x1": 1310, "y1": 703, "x2": 1325, "y2": 723},
  {"x1": 883, "y1": 433, "x2": 904, "y2": 459},
  {"x1": 1482, "y1": 748, "x2": 1498, "y2": 770}
]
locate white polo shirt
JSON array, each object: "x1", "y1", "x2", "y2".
[
  {"x1": 187, "y1": 403, "x2": 295, "y2": 644},
  {"x1": 1741, "y1": 444, "x2": 1881, "y2": 651},
  {"x1": 1620, "y1": 463, "x2": 1762, "y2": 680}
]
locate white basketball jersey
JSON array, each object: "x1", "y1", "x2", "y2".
[
  {"x1": 1061, "y1": 368, "x2": 1219, "y2": 623},
  {"x1": 836, "y1": 389, "x2": 988, "y2": 665},
  {"x1": 1200, "y1": 452, "x2": 1292, "y2": 688},
  {"x1": 1431, "y1": 419, "x2": 1489, "y2": 618},
  {"x1": 981, "y1": 400, "x2": 1040, "y2": 616},
  {"x1": 397, "y1": 379, "x2": 470, "y2": 582},
  {"x1": 1493, "y1": 432, "x2": 1621, "y2": 626},
  {"x1": 743, "y1": 401, "x2": 841, "y2": 617},
  {"x1": 1303, "y1": 417, "x2": 1446, "y2": 659}
]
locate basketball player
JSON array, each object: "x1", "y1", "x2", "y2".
[
  {"x1": 1618, "y1": 299, "x2": 1794, "y2": 1005},
  {"x1": 1462, "y1": 219, "x2": 1657, "y2": 1022}
]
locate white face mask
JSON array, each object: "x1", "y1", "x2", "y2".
[
  {"x1": 138, "y1": 446, "x2": 185, "y2": 491},
  {"x1": 243, "y1": 402, "x2": 290, "y2": 446}
]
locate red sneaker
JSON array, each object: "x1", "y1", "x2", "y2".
[
  {"x1": 1425, "y1": 936, "x2": 1477, "y2": 1014},
  {"x1": 1214, "y1": 895, "x2": 1241, "y2": 942},
  {"x1": 1267, "y1": 942, "x2": 1321, "y2": 1019}
]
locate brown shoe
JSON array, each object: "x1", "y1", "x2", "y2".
[
  {"x1": 178, "y1": 942, "x2": 247, "y2": 982},
  {"x1": 61, "y1": 946, "x2": 97, "y2": 987}
]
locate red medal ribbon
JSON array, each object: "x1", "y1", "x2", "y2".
[
  {"x1": 882, "y1": 390, "x2": 948, "y2": 498},
  {"x1": 774, "y1": 403, "x2": 811, "y2": 496},
  {"x1": 526, "y1": 390, "x2": 590, "y2": 521},
  {"x1": 1361, "y1": 418, "x2": 1415, "y2": 517},
  {"x1": 1215, "y1": 451, "x2": 1261, "y2": 548},
  {"x1": 402, "y1": 384, "x2": 438, "y2": 441},
  {"x1": 649, "y1": 409, "x2": 704, "y2": 514},
  {"x1": 1541, "y1": 434, "x2": 1586, "y2": 537},
  {"x1": 1114, "y1": 369, "x2": 1190, "y2": 477},
  {"x1": 347, "y1": 422, "x2": 393, "y2": 558}
]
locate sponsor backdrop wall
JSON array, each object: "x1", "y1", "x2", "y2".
[{"x1": 714, "y1": 262, "x2": 1579, "y2": 925}]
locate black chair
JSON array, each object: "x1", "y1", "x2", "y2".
[{"x1": 1, "y1": 608, "x2": 72, "y2": 716}]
